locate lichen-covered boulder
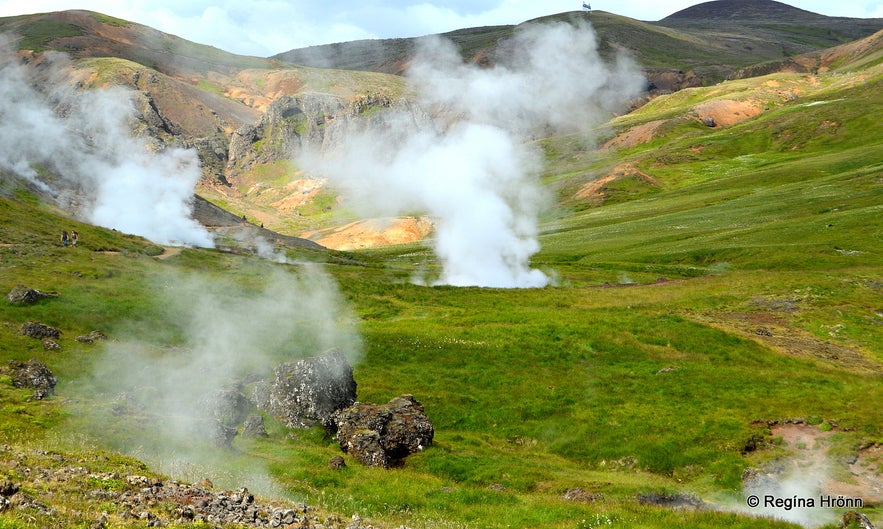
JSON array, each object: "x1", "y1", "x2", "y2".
[
  {"x1": 253, "y1": 348, "x2": 356, "y2": 429},
  {"x1": 333, "y1": 395, "x2": 434, "y2": 468}
]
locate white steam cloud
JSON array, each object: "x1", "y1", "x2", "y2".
[
  {"x1": 0, "y1": 45, "x2": 213, "y2": 247},
  {"x1": 85, "y1": 263, "x2": 361, "y2": 493},
  {"x1": 301, "y1": 20, "x2": 644, "y2": 288}
]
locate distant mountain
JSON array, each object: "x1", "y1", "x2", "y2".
[
  {"x1": 273, "y1": 1, "x2": 883, "y2": 91},
  {"x1": 663, "y1": 0, "x2": 826, "y2": 20}
]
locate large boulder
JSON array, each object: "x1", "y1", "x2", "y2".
[
  {"x1": 6, "y1": 286, "x2": 58, "y2": 304},
  {"x1": 5, "y1": 359, "x2": 57, "y2": 400},
  {"x1": 333, "y1": 395, "x2": 434, "y2": 468},
  {"x1": 253, "y1": 348, "x2": 356, "y2": 430}
]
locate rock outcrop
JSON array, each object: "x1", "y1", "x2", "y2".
[
  {"x1": 333, "y1": 394, "x2": 434, "y2": 468},
  {"x1": 5, "y1": 359, "x2": 58, "y2": 400},
  {"x1": 253, "y1": 348, "x2": 357, "y2": 430},
  {"x1": 6, "y1": 286, "x2": 58, "y2": 304}
]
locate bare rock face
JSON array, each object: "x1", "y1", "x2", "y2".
[
  {"x1": 253, "y1": 348, "x2": 356, "y2": 430},
  {"x1": 333, "y1": 395, "x2": 434, "y2": 468},
  {"x1": 5, "y1": 359, "x2": 57, "y2": 400},
  {"x1": 6, "y1": 286, "x2": 58, "y2": 304}
]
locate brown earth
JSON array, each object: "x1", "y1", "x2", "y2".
[
  {"x1": 574, "y1": 163, "x2": 659, "y2": 204},
  {"x1": 693, "y1": 310, "x2": 882, "y2": 374},
  {"x1": 694, "y1": 99, "x2": 764, "y2": 128},
  {"x1": 302, "y1": 216, "x2": 434, "y2": 250},
  {"x1": 769, "y1": 423, "x2": 883, "y2": 503},
  {"x1": 601, "y1": 120, "x2": 666, "y2": 151}
]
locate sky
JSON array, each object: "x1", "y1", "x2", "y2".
[{"x1": 0, "y1": 0, "x2": 881, "y2": 57}]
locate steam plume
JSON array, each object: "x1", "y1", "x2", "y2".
[
  {"x1": 84, "y1": 263, "x2": 361, "y2": 493},
  {"x1": 302, "y1": 20, "x2": 644, "y2": 287},
  {"x1": 0, "y1": 45, "x2": 213, "y2": 247}
]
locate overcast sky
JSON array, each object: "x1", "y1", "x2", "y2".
[{"x1": 1, "y1": 1, "x2": 881, "y2": 56}]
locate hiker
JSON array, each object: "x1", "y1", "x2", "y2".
[
  {"x1": 70, "y1": 230, "x2": 78, "y2": 246},
  {"x1": 61, "y1": 231, "x2": 69, "y2": 247}
]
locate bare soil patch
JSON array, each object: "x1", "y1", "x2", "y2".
[
  {"x1": 601, "y1": 120, "x2": 666, "y2": 150},
  {"x1": 574, "y1": 163, "x2": 659, "y2": 204},
  {"x1": 302, "y1": 217, "x2": 434, "y2": 250},
  {"x1": 694, "y1": 99, "x2": 763, "y2": 128},
  {"x1": 769, "y1": 424, "x2": 883, "y2": 504}
]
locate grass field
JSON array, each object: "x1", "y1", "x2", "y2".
[{"x1": 1, "y1": 50, "x2": 882, "y2": 529}]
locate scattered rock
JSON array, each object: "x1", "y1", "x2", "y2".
[
  {"x1": 328, "y1": 455, "x2": 346, "y2": 470},
  {"x1": 42, "y1": 338, "x2": 61, "y2": 351},
  {"x1": 241, "y1": 414, "x2": 269, "y2": 438},
  {"x1": 656, "y1": 366, "x2": 679, "y2": 375},
  {"x1": 253, "y1": 348, "x2": 357, "y2": 430},
  {"x1": 703, "y1": 116, "x2": 716, "y2": 127},
  {"x1": 20, "y1": 321, "x2": 61, "y2": 340},
  {"x1": 6, "y1": 285, "x2": 58, "y2": 304},
  {"x1": 841, "y1": 511, "x2": 876, "y2": 529},
  {"x1": 563, "y1": 487, "x2": 603, "y2": 502},
  {"x1": 5, "y1": 359, "x2": 57, "y2": 399},
  {"x1": 76, "y1": 331, "x2": 108, "y2": 343},
  {"x1": 755, "y1": 327, "x2": 773, "y2": 336},
  {"x1": 333, "y1": 394, "x2": 434, "y2": 468}
]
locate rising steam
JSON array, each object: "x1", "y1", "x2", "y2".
[
  {"x1": 0, "y1": 45, "x2": 213, "y2": 248},
  {"x1": 83, "y1": 263, "x2": 361, "y2": 493},
  {"x1": 302, "y1": 20, "x2": 644, "y2": 288}
]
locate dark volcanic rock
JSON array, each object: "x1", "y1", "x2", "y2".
[
  {"x1": 253, "y1": 348, "x2": 356, "y2": 430},
  {"x1": 6, "y1": 359, "x2": 58, "y2": 399},
  {"x1": 241, "y1": 414, "x2": 269, "y2": 438},
  {"x1": 333, "y1": 394, "x2": 434, "y2": 468},
  {"x1": 20, "y1": 321, "x2": 61, "y2": 340},
  {"x1": 6, "y1": 285, "x2": 58, "y2": 304}
]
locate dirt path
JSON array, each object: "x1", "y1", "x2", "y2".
[{"x1": 155, "y1": 247, "x2": 182, "y2": 260}]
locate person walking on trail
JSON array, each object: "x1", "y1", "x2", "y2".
[
  {"x1": 70, "y1": 230, "x2": 78, "y2": 247},
  {"x1": 61, "y1": 231, "x2": 69, "y2": 247}
]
